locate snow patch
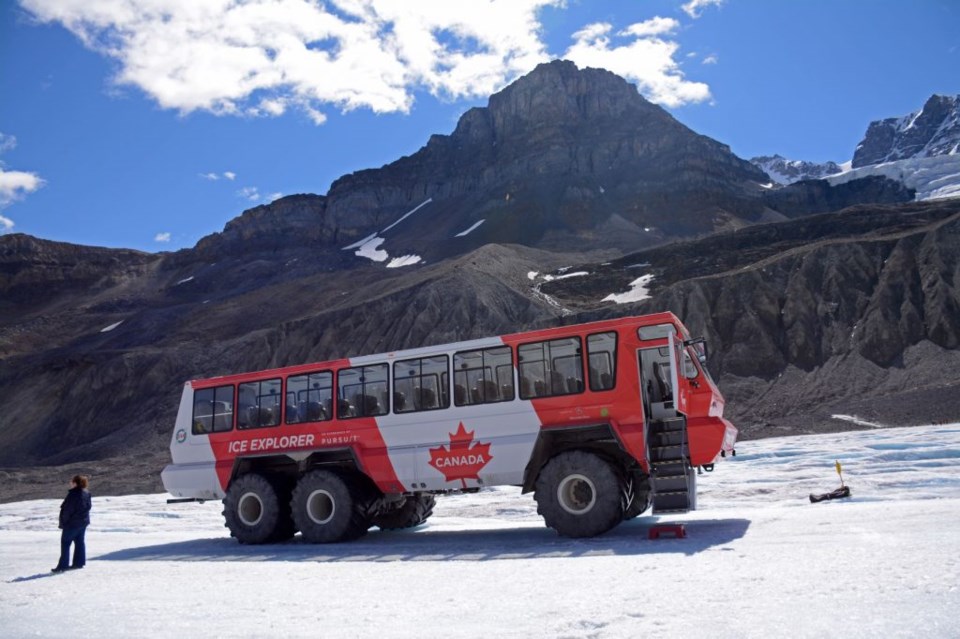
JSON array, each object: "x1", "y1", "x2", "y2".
[
  {"x1": 342, "y1": 232, "x2": 378, "y2": 250},
  {"x1": 531, "y1": 284, "x2": 573, "y2": 316},
  {"x1": 603, "y1": 274, "x2": 654, "y2": 304},
  {"x1": 527, "y1": 271, "x2": 538, "y2": 281},
  {"x1": 381, "y1": 198, "x2": 432, "y2": 234},
  {"x1": 454, "y1": 220, "x2": 485, "y2": 237},
  {"x1": 353, "y1": 236, "x2": 388, "y2": 262},
  {"x1": 100, "y1": 321, "x2": 123, "y2": 333},
  {"x1": 831, "y1": 414, "x2": 886, "y2": 429},
  {"x1": 175, "y1": 276, "x2": 194, "y2": 285},
  {"x1": 340, "y1": 199, "x2": 434, "y2": 266},
  {"x1": 386, "y1": 255, "x2": 422, "y2": 268},
  {"x1": 542, "y1": 271, "x2": 588, "y2": 282}
]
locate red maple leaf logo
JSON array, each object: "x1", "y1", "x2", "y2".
[{"x1": 428, "y1": 422, "x2": 493, "y2": 488}]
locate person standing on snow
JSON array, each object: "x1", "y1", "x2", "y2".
[{"x1": 52, "y1": 475, "x2": 92, "y2": 573}]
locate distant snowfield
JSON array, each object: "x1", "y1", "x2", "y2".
[
  {"x1": 827, "y1": 155, "x2": 960, "y2": 201},
  {"x1": 2, "y1": 424, "x2": 959, "y2": 638}
]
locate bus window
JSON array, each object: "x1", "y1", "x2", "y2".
[
  {"x1": 587, "y1": 332, "x2": 617, "y2": 391},
  {"x1": 453, "y1": 346, "x2": 513, "y2": 406},
  {"x1": 518, "y1": 337, "x2": 583, "y2": 399},
  {"x1": 286, "y1": 371, "x2": 333, "y2": 424},
  {"x1": 338, "y1": 364, "x2": 389, "y2": 418},
  {"x1": 192, "y1": 384, "x2": 234, "y2": 435},
  {"x1": 393, "y1": 356, "x2": 449, "y2": 413},
  {"x1": 237, "y1": 378, "x2": 282, "y2": 429},
  {"x1": 638, "y1": 323, "x2": 676, "y2": 341}
]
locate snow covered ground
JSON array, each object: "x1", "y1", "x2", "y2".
[{"x1": 2, "y1": 423, "x2": 959, "y2": 638}]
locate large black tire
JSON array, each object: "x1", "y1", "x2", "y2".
[
  {"x1": 623, "y1": 473, "x2": 652, "y2": 521},
  {"x1": 371, "y1": 494, "x2": 436, "y2": 531},
  {"x1": 223, "y1": 473, "x2": 286, "y2": 545},
  {"x1": 291, "y1": 469, "x2": 371, "y2": 543},
  {"x1": 534, "y1": 450, "x2": 624, "y2": 538}
]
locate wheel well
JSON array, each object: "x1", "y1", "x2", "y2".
[
  {"x1": 521, "y1": 424, "x2": 635, "y2": 494},
  {"x1": 228, "y1": 448, "x2": 369, "y2": 490}
]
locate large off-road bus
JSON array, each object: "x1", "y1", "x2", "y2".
[{"x1": 162, "y1": 312, "x2": 737, "y2": 543}]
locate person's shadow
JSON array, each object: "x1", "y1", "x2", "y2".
[{"x1": 9, "y1": 572, "x2": 63, "y2": 583}]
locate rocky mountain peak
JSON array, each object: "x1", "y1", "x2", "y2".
[
  {"x1": 484, "y1": 60, "x2": 668, "y2": 137},
  {"x1": 750, "y1": 154, "x2": 843, "y2": 185},
  {"x1": 852, "y1": 94, "x2": 960, "y2": 168},
  {"x1": 317, "y1": 59, "x2": 771, "y2": 254}
]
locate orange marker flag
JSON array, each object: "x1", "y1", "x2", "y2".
[{"x1": 835, "y1": 460, "x2": 845, "y2": 487}]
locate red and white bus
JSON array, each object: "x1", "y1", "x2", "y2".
[{"x1": 162, "y1": 312, "x2": 737, "y2": 543}]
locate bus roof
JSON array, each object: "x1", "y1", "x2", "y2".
[{"x1": 189, "y1": 311, "x2": 682, "y2": 388}]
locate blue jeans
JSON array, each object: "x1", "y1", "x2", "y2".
[{"x1": 56, "y1": 525, "x2": 87, "y2": 570}]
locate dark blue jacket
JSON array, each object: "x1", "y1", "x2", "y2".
[{"x1": 59, "y1": 487, "x2": 92, "y2": 529}]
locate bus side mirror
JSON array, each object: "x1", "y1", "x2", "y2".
[{"x1": 684, "y1": 337, "x2": 708, "y2": 363}]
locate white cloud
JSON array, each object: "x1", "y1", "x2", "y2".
[
  {"x1": 681, "y1": 0, "x2": 724, "y2": 19},
  {"x1": 0, "y1": 133, "x2": 16, "y2": 154},
  {"x1": 564, "y1": 21, "x2": 711, "y2": 108},
  {"x1": 620, "y1": 17, "x2": 679, "y2": 38},
  {"x1": 266, "y1": 192, "x2": 284, "y2": 202},
  {"x1": 237, "y1": 186, "x2": 260, "y2": 202},
  {"x1": 702, "y1": 53, "x2": 718, "y2": 65},
  {"x1": 201, "y1": 171, "x2": 236, "y2": 181},
  {"x1": 304, "y1": 105, "x2": 328, "y2": 126},
  {"x1": 154, "y1": 232, "x2": 171, "y2": 242},
  {"x1": 20, "y1": 0, "x2": 562, "y2": 122},
  {"x1": 0, "y1": 133, "x2": 45, "y2": 220},
  {"x1": 0, "y1": 168, "x2": 45, "y2": 207}
]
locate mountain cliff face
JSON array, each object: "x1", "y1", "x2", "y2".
[
  {"x1": 853, "y1": 94, "x2": 960, "y2": 168},
  {"x1": 0, "y1": 61, "x2": 953, "y2": 501}
]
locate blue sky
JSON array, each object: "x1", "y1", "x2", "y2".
[{"x1": 1, "y1": 0, "x2": 957, "y2": 251}]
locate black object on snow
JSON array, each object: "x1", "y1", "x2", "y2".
[{"x1": 809, "y1": 486, "x2": 851, "y2": 503}]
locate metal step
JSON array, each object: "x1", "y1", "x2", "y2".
[
  {"x1": 649, "y1": 417, "x2": 686, "y2": 434},
  {"x1": 649, "y1": 430, "x2": 686, "y2": 447},
  {"x1": 651, "y1": 473, "x2": 688, "y2": 492},
  {"x1": 652, "y1": 491, "x2": 690, "y2": 513},
  {"x1": 652, "y1": 459, "x2": 686, "y2": 474},
  {"x1": 649, "y1": 444, "x2": 687, "y2": 463}
]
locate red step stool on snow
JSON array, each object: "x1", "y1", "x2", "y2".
[{"x1": 648, "y1": 524, "x2": 687, "y2": 540}]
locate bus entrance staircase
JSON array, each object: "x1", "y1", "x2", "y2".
[{"x1": 647, "y1": 416, "x2": 695, "y2": 514}]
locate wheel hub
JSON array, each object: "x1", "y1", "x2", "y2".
[
  {"x1": 557, "y1": 473, "x2": 597, "y2": 515},
  {"x1": 237, "y1": 492, "x2": 264, "y2": 526},
  {"x1": 306, "y1": 489, "x2": 336, "y2": 525}
]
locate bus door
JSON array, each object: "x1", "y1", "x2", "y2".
[{"x1": 637, "y1": 333, "x2": 686, "y2": 422}]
